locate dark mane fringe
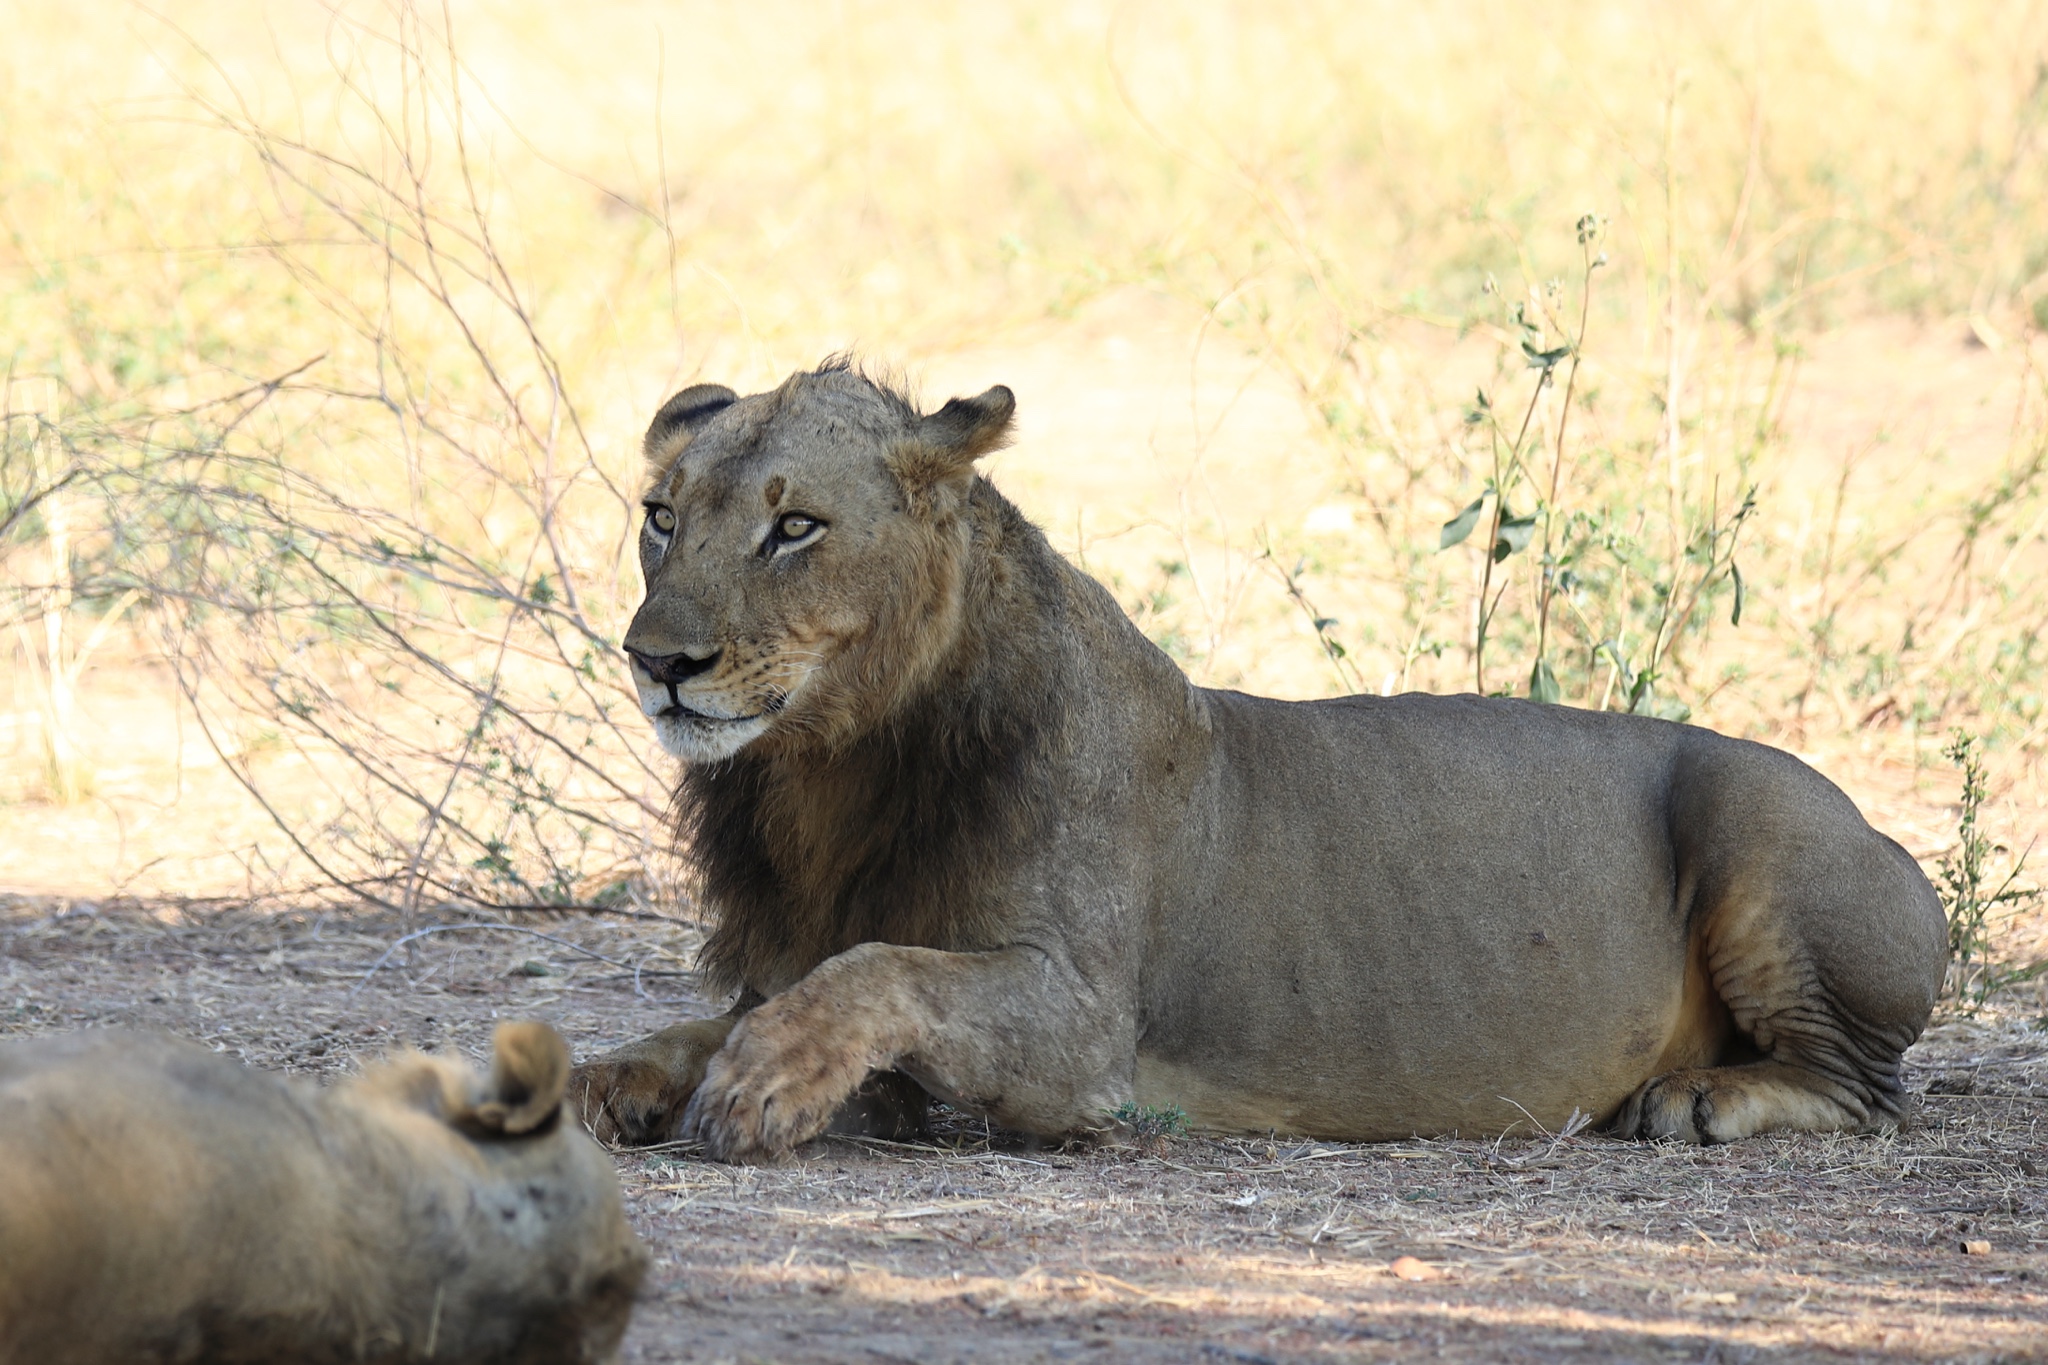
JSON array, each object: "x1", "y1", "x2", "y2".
[
  {"x1": 679, "y1": 483, "x2": 1068, "y2": 996},
  {"x1": 811, "y1": 352, "x2": 921, "y2": 422}
]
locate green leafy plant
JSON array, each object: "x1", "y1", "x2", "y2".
[
  {"x1": 1937, "y1": 731, "x2": 2041, "y2": 1011},
  {"x1": 1436, "y1": 311, "x2": 1570, "y2": 693},
  {"x1": 1436, "y1": 216, "x2": 1754, "y2": 715}
]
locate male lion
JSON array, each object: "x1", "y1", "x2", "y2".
[
  {"x1": 572, "y1": 361, "x2": 1946, "y2": 1162},
  {"x1": 0, "y1": 1022, "x2": 646, "y2": 1365}
]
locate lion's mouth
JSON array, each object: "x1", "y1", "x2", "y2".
[
  {"x1": 658, "y1": 701, "x2": 762, "y2": 723},
  {"x1": 642, "y1": 692, "x2": 773, "y2": 763},
  {"x1": 656, "y1": 679, "x2": 793, "y2": 723},
  {"x1": 658, "y1": 686, "x2": 770, "y2": 724}
]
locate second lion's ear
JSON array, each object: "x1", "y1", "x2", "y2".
[
  {"x1": 887, "y1": 384, "x2": 1016, "y2": 509},
  {"x1": 465, "y1": 1020, "x2": 571, "y2": 1137},
  {"x1": 644, "y1": 383, "x2": 738, "y2": 460}
]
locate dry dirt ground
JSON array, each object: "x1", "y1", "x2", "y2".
[{"x1": 2, "y1": 897, "x2": 2043, "y2": 1364}]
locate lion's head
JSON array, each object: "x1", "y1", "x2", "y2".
[{"x1": 624, "y1": 361, "x2": 1014, "y2": 762}]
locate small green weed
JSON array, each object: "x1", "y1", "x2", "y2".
[{"x1": 1113, "y1": 1102, "x2": 1190, "y2": 1140}]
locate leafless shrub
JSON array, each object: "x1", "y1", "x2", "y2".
[{"x1": 1, "y1": 4, "x2": 673, "y2": 911}]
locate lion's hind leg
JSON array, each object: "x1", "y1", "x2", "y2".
[
  {"x1": 1613, "y1": 969, "x2": 1932, "y2": 1142},
  {"x1": 1618, "y1": 757, "x2": 1945, "y2": 1144},
  {"x1": 1611, "y1": 929, "x2": 1929, "y2": 1143},
  {"x1": 1613, "y1": 893, "x2": 1936, "y2": 1144}
]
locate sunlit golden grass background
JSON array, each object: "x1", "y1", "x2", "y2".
[{"x1": 1, "y1": 1, "x2": 2043, "y2": 963}]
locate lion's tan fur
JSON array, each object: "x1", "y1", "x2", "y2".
[
  {"x1": 0, "y1": 1023, "x2": 646, "y2": 1365},
  {"x1": 575, "y1": 363, "x2": 1947, "y2": 1161}
]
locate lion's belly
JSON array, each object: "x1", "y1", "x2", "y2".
[
  {"x1": 1133, "y1": 955, "x2": 1709, "y2": 1139},
  {"x1": 1129, "y1": 1054, "x2": 1631, "y2": 1140},
  {"x1": 1135, "y1": 690, "x2": 1730, "y2": 1138},
  {"x1": 1133, "y1": 938, "x2": 1726, "y2": 1139}
]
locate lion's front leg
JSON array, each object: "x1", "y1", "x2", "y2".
[
  {"x1": 570, "y1": 1013, "x2": 740, "y2": 1144},
  {"x1": 683, "y1": 941, "x2": 1132, "y2": 1162}
]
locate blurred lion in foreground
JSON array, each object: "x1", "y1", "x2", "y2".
[
  {"x1": 0, "y1": 1022, "x2": 645, "y2": 1365},
  {"x1": 573, "y1": 361, "x2": 1945, "y2": 1162}
]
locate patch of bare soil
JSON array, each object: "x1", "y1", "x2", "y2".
[{"x1": 2, "y1": 898, "x2": 2043, "y2": 1363}]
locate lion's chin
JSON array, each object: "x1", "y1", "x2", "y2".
[{"x1": 652, "y1": 710, "x2": 771, "y2": 763}]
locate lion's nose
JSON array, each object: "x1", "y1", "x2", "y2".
[{"x1": 625, "y1": 646, "x2": 721, "y2": 684}]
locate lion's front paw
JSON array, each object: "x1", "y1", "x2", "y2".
[
  {"x1": 680, "y1": 1009, "x2": 877, "y2": 1162},
  {"x1": 570, "y1": 1018, "x2": 736, "y2": 1146},
  {"x1": 569, "y1": 1056, "x2": 688, "y2": 1145}
]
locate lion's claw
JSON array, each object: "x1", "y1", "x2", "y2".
[{"x1": 682, "y1": 1065, "x2": 822, "y2": 1163}]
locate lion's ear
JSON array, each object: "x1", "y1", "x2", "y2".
[
  {"x1": 466, "y1": 1020, "x2": 571, "y2": 1137},
  {"x1": 644, "y1": 383, "x2": 738, "y2": 460},
  {"x1": 921, "y1": 385, "x2": 1016, "y2": 459},
  {"x1": 888, "y1": 385, "x2": 1016, "y2": 507}
]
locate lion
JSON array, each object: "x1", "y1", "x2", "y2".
[
  {"x1": 570, "y1": 360, "x2": 1947, "y2": 1163},
  {"x1": 0, "y1": 1022, "x2": 647, "y2": 1365}
]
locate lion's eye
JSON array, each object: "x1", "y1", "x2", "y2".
[
  {"x1": 772, "y1": 513, "x2": 821, "y2": 544},
  {"x1": 647, "y1": 506, "x2": 676, "y2": 535}
]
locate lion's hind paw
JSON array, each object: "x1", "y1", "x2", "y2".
[{"x1": 1615, "y1": 1062, "x2": 1872, "y2": 1144}]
